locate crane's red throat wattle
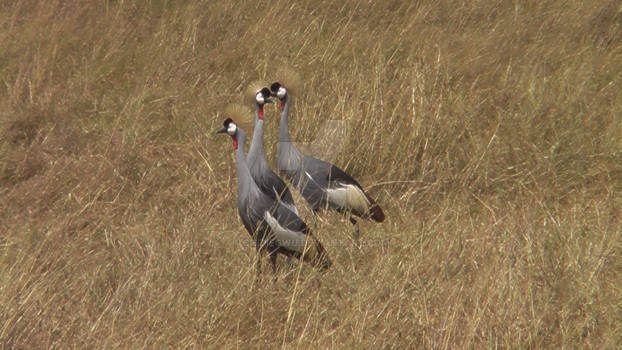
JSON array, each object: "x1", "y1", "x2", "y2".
[{"x1": 231, "y1": 136, "x2": 238, "y2": 149}]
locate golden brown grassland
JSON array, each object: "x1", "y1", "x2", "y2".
[{"x1": 1, "y1": 0, "x2": 621, "y2": 348}]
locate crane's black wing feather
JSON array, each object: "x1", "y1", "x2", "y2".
[{"x1": 303, "y1": 155, "x2": 363, "y2": 189}]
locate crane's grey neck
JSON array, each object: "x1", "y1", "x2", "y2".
[
  {"x1": 277, "y1": 93, "x2": 302, "y2": 172},
  {"x1": 247, "y1": 103, "x2": 265, "y2": 165},
  {"x1": 278, "y1": 94, "x2": 291, "y2": 143},
  {"x1": 234, "y1": 129, "x2": 248, "y2": 175},
  {"x1": 234, "y1": 129, "x2": 256, "y2": 205}
]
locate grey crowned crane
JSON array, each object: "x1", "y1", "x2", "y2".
[
  {"x1": 270, "y1": 82, "x2": 385, "y2": 247},
  {"x1": 215, "y1": 118, "x2": 331, "y2": 276},
  {"x1": 247, "y1": 87, "x2": 299, "y2": 215}
]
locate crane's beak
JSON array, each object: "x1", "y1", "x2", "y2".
[
  {"x1": 264, "y1": 97, "x2": 274, "y2": 104},
  {"x1": 215, "y1": 127, "x2": 227, "y2": 134}
]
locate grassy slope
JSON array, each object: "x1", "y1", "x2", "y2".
[{"x1": 1, "y1": 0, "x2": 621, "y2": 348}]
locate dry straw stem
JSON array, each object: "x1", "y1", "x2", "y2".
[{"x1": 1, "y1": 0, "x2": 621, "y2": 349}]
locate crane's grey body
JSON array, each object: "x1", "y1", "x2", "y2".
[
  {"x1": 247, "y1": 101, "x2": 299, "y2": 215},
  {"x1": 275, "y1": 90, "x2": 384, "y2": 222},
  {"x1": 226, "y1": 124, "x2": 330, "y2": 274}
]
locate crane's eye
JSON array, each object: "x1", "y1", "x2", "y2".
[
  {"x1": 227, "y1": 122, "x2": 237, "y2": 135},
  {"x1": 255, "y1": 92, "x2": 265, "y2": 104},
  {"x1": 277, "y1": 87, "x2": 287, "y2": 99}
]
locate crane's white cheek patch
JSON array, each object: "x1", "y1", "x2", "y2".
[
  {"x1": 264, "y1": 212, "x2": 307, "y2": 254},
  {"x1": 227, "y1": 124, "x2": 237, "y2": 135},
  {"x1": 277, "y1": 87, "x2": 286, "y2": 99},
  {"x1": 327, "y1": 184, "x2": 370, "y2": 215}
]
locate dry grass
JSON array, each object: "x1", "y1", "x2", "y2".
[{"x1": 1, "y1": 0, "x2": 621, "y2": 348}]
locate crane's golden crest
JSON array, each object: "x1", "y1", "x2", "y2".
[
  {"x1": 245, "y1": 80, "x2": 267, "y2": 103},
  {"x1": 274, "y1": 66, "x2": 301, "y2": 94},
  {"x1": 225, "y1": 103, "x2": 253, "y2": 130}
]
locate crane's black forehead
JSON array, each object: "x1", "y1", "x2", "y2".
[
  {"x1": 270, "y1": 82, "x2": 281, "y2": 92},
  {"x1": 260, "y1": 87, "x2": 271, "y2": 97},
  {"x1": 223, "y1": 117, "x2": 233, "y2": 127}
]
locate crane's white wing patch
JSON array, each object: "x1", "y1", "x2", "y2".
[
  {"x1": 264, "y1": 212, "x2": 306, "y2": 253},
  {"x1": 273, "y1": 187, "x2": 299, "y2": 215},
  {"x1": 326, "y1": 183, "x2": 370, "y2": 215}
]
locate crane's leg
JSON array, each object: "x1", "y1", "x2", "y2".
[
  {"x1": 255, "y1": 240, "x2": 262, "y2": 285},
  {"x1": 269, "y1": 253, "x2": 278, "y2": 282},
  {"x1": 349, "y1": 216, "x2": 361, "y2": 249},
  {"x1": 285, "y1": 255, "x2": 293, "y2": 267}
]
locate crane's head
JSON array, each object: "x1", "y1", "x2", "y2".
[
  {"x1": 269, "y1": 82, "x2": 288, "y2": 110},
  {"x1": 255, "y1": 87, "x2": 273, "y2": 106},
  {"x1": 215, "y1": 117, "x2": 239, "y2": 149},
  {"x1": 255, "y1": 87, "x2": 273, "y2": 119}
]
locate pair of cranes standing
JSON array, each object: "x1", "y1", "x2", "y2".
[{"x1": 216, "y1": 81, "x2": 385, "y2": 277}]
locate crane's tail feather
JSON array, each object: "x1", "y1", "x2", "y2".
[
  {"x1": 327, "y1": 183, "x2": 385, "y2": 222},
  {"x1": 369, "y1": 202, "x2": 385, "y2": 222},
  {"x1": 362, "y1": 191, "x2": 385, "y2": 222}
]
